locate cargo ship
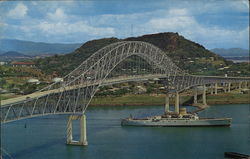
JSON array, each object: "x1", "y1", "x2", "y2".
[{"x1": 121, "y1": 108, "x2": 232, "y2": 127}]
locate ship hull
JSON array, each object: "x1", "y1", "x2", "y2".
[{"x1": 121, "y1": 118, "x2": 232, "y2": 127}]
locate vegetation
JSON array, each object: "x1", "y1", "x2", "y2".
[
  {"x1": 226, "y1": 62, "x2": 250, "y2": 76},
  {"x1": 206, "y1": 93, "x2": 250, "y2": 105},
  {"x1": 34, "y1": 33, "x2": 221, "y2": 75},
  {"x1": 35, "y1": 38, "x2": 120, "y2": 76},
  {"x1": 34, "y1": 32, "x2": 249, "y2": 77},
  {"x1": 89, "y1": 92, "x2": 249, "y2": 106},
  {"x1": 1, "y1": 32, "x2": 249, "y2": 102},
  {"x1": 0, "y1": 66, "x2": 50, "y2": 95}
]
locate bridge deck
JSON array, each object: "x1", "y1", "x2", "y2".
[
  {"x1": 1, "y1": 74, "x2": 164, "y2": 106},
  {"x1": 1, "y1": 75, "x2": 249, "y2": 106}
]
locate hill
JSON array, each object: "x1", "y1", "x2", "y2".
[
  {"x1": 35, "y1": 38, "x2": 120, "y2": 75},
  {"x1": 35, "y1": 32, "x2": 235, "y2": 76},
  {"x1": 0, "y1": 39, "x2": 82, "y2": 56},
  {"x1": 211, "y1": 48, "x2": 249, "y2": 57},
  {"x1": 126, "y1": 33, "x2": 221, "y2": 59},
  {"x1": 0, "y1": 51, "x2": 32, "y2": 61},
  {"x1": 0, "y1": 51, "x2": 30, "y2": 57}
]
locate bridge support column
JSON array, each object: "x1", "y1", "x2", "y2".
[
  {"x1": 228, "y1": 82, "x2": 231, "y2": 92},
  {"x1": 165, "y1": 94, "x2": 170, "y2": 114},
  {"x1": 193, "y1": 87, "x2": 198, "y2": 104},
  {"x1": 223, "y1": 83, "x2": 227, "y2": 93},
  {"x1": 67, "y1": 114, "x2": 88, "y2": 146},
  {"x1": 215, "y1": 83, "x2": 218, "y2": 94},
  {"x1": 239, "y1": 82, "x2": 242, "y2": 89},
  {"x1": 238, "y1": 82, "x2": 243, "y2": 93},
  {"x1": 210, "y1": 84, "x2": 214, "y2": 94},
  {"x1": 175, "y1": 92, "x2": 179, "y2": 114},
  {"x1": 244, "y1": 81, "x2": 248, "y2": 89},
  {"x1": 202, "y1": 85, "x2": 207, "y2": 106}
]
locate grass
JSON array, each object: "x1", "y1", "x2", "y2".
[
  {"x1": 206, "y1": 93, "x2": 250, "y2": 105},
  {"x1": 0, "y1": 93, "x2": 21, "y2": 101},
  {"x1": 90, "y1": 94, "x2": 166, "y2": 106},
  {"x1": 1, "y1": 91, "x2": 248, "y2": 106},
  {"x1": 90, "y1": 92, "x2": 249, "y2": 106}
]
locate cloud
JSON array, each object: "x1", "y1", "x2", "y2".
[
  {"x1": 232, "y1": 0, "x2": 249, "y2": 11},
  {"x1": 38, "y1": 20, "x2": 115, "y2": 37},
  {"x1": 242, "y1": 0, "x2": 249, "y2": 8},
  {"x1": 147, "y1": 9, "x2": 195, "y2": 31},
  {"x1": 7, "y1": 2, "x2": 28, "y2": 19},
  {"x1": 38, "y1": 8, "x2": 115, "y2": 37},
  {"x1": 47, "y1": 8, "x2": 67, "y2": 22},
  {"x1": 143, "y1": 8, "x2": 249, "y2": 49},
  {"x1": 1, "y1": 0, "x2": 248, "y2": 48}
]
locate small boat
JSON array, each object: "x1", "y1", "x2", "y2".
[{"x1": 224, "y1": 152, "x2": 250, "y2": 159}]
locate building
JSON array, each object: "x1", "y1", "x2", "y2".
[
  {"x1": 209, "y1": 57, "x2": 215, "y2": 61},
  {"x1": 52, "y1": 77, "x2": 64, "y2": 83},
  {"x1": 27, "y1": 78, "x2": 40, "y2": 84},
  {"x1": 11, "y1": 61, "x2": 36, "y2": 67},
  {"x1": 0, "y1": 61, "x2": 7, "y2": 65}
]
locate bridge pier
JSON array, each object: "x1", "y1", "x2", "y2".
[
  {"x1": 228, "y1": 82, "x2": 231, "y2": 92},
  {"x1": 244, "y1": 81, "x2": 248, "y2": 89},
  {"x1": 165, "y1": 94, "x2": 170, "y2": 114},
  {"x1": 67, "y1": 114, "x2": 88, "y2": 146},
  {"x1": 175, "y1": 92, "x2": 179, "y2": 114},
  {"x1": 202, "y1": 85, "x2": 207, "y2": 106},
  {"x1": 193, "y1": 87, "x2": 198, "y2": 104},
  {"x1": 210, "y1": 84, "x2": 214, "y2": 94},
  {"x1": 239, "y1": 82, "x2": 242, "y2": 89},
  {"x1": 215, "y1": 83, "x2": 218, "y2": 94},
  {"x1": 223, "y1": 83, "x2": 227, "y2": 93},
  {"x1": 238, "y1": 82, "x2": 243, "y2": 93}
]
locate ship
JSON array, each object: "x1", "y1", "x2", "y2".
[{"x1": 121, "y1": 107, "x2": 232, "y2": 127}]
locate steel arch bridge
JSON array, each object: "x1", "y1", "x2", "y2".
[{"x1": 1, "y1": 41, "x2": 249, "y2": 123}]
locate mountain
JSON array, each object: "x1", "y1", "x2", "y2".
[
  {"x1": 0, "y1": 51, "x2": 30, "y2": 57},
  {"x1": 0, "y1": 51, "x2": 33, "y2": 61},
  {"x1": 35, "y1": 32, "x2": 229, "y2": 76},
  {"x1": 126, "y1": 33, "x2": 225, "y2": 60},
  {"x1": 0, "y1": 39, "x2": 82, "y2": 56},
  {"x1": 211, "y1": 48, "x2": 249, "y2": 57},
  {"x1": 36, "y1": 38, "x2": 120, "y2": 75}
]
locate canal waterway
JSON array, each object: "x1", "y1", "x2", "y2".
[{"x1": 1, "y1": 104, "x2": 250, "y2": 159}]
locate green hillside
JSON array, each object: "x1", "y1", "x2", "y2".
[
  {"x1": 126, "y1": 33, "x2": 222, "y2": 59},
  {"x1": 35, "y1": 32, "x2": 247, "y2": 77},
  {"x1": 35, "y1": 38, "x2": 120, "y2": 75}
]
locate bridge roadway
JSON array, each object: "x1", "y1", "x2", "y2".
[{"x1": 1, "y1": 74, "x2": 249, "y2": 106}]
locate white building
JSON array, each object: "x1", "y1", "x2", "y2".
[
  {"x1": 28, "y1": 78, "x2": 40, "y2": 84},
  {"x1": 52, "y1": 77, "x2": 64, "y2": 83}
]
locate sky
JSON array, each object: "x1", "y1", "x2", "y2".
[{"x1": 0, "y1": 0, "x2": 249, "y2": 49}]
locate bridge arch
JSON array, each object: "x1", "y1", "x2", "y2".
[
  {"x1": 1, "y1": 41, "x2": 192, "y2": 122},
  {"x1": 2, "y1": 41, "x2": 249, "y2": 123}
]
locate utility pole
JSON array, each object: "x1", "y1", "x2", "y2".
[{"x1": 131, "y1": 24, "x2": 133, "y2": 37}]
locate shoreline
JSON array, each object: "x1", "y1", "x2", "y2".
[{"x1": 89, "y1": 93, "x2": 250, "y2": 107}]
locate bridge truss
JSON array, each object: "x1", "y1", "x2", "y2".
[{"x1": 1, "y1": 41, "x2": 249, "y2": 123}]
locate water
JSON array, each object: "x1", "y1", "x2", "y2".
[
  {"x1": 1, "y1": 104, "x2": 250, "y2": 159},
  {"x1": 224, "y1": 56, "x2": 249, "y2": 63}
]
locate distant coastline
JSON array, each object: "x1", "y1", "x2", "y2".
[{"x1": 224, "y1": 56, "x2": 249, "y2": 63}]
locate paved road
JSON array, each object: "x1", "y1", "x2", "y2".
[
  {"x1": 1, "y1": 74, "x2": 249, "y2": 106},
  {"x1": 1, "y1": 74, "x2": 163, "y2": 106}
]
